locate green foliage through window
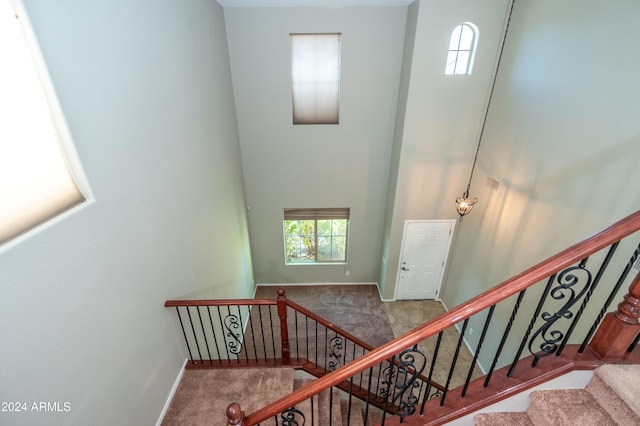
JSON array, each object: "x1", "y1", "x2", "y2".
[{"x1": 285, "y1": 218, "x2": 348, "y2": 263}]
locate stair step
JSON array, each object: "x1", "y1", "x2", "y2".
[
  {"x1": 364, "y1": 407, "x2": 383, "y2": 426},
  {"x1": 321, "y1": 387, "x2": 342, "y2": 425},
  {"x1": 474, "y1": 411, "x2": 533, "y2": 426},
  {"x1": 527, "y1": 389, "x2": 616, "y2": 426},
  {"x1": 161, "y1": 367, "x2": 295, "y2": 426},
  {"x1": 585, "y1": 374, "x2": 639, "y2": 426},
  {"x1": 293, "y1": 379, "x2": 319, "y2": 425},
  {"x1": 341, "y1": 399, "x2": 364, "y2": 426},
  {"x1": 589, "y1": 364, "x2": 640, "y2": 418}
]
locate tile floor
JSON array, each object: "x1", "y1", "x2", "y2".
[{"x1": 383, "y1": 299, "x2": 484, "y2": 390}]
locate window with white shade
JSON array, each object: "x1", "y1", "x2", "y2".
[
  {"x1": 291, "y1": 33, "x2": 341, "y2": 125},
  {"x1": 0, "y1": 0, "x2": 86, "y2": 245},
  {"x1": 445, "y1": 23, "x2": 478, "y2": 75}
]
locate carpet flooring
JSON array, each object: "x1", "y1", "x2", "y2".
[
  {"x1": 161, "y1": 367, "x2": 294, "y2": 426},
  {"x1": 254, "y1": 285, "x2": 396, "y2": 348},
  {"x1": 475, "y1": 364, "x2": 640, "y2": 425},
  {"x1": 162, "y1": 284, "x2": 482, "y2": 425},
  {"x1": 258, "y1": 285, "x2": 482, "y2": 389}
]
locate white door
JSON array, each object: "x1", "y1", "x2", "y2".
[{"x1": 395, "y1": 220, "x2": 455, "y2": 300}]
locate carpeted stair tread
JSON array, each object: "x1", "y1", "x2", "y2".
[
  {"x1": 293, "y1": 379, "x2": 319, "y2": 425},
  {"x1": 585, "y1": 373, "x2": 640, "y2": 426},
  {"x1": 341, "y1": 399, "x2": 364, "y2": 426},
  {"x1": 474, "y1": 411, "x2": 533, "y2": 426},
  {"x1": 364, "y1": 406, "x2": 383, "y2": 426},
  {"x1": 319, "y1": 387, "x2": 342, "y2": 425},
  {"x1": 527, "y1": 389, "x2": 616, "y2": 426},
  {"x1": 162, "y1": 367, "x2": 295, "y2": 426},
  {"x1": 591, "y1": 364, "x2": 640, "y2": 416}
]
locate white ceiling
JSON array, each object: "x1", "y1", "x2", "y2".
[{"x1": 217, "y1": 0, "x2": 413, "y2": 7}]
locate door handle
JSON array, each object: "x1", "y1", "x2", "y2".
[{"x1": 402, "y1": 267, "x2": 410, "y2": 271}]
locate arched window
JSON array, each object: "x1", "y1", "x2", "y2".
[{"x1": 445, "y1": 23, "x2": 478, "y2": 75}]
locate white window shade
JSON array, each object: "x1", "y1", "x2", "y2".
[
  {"x1": 291, "y1": 33, "x2": 341, "y2": 125},
  {"x1": 0, "y1": 0, "x2": 85, "y2": 244}
]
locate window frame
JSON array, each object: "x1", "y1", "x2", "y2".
[
  {"x1": 445, "y1": 22, "x2": 479, "y2": 76},
  {"x1": 283, "y1": 208, "x2": 349, "y2": 265}
]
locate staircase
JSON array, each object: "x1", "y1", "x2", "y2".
[
  {"x1": 293, "y1": 375, "x2": 384, "y2": 426},
  {"x1": 474, "y1": 364, "x2": 640, "y2": 425},
  {"x1": 164, "y1": 211, "x2": 640, "y2": 426},
  {"x1": 162, "y1": 367, "x2": 385, "y2": 426}
]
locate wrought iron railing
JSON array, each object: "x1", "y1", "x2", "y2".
[
  {"x1": 208, "y1": 210, "x2": 640, "y2": 425},
  {"x1": 165, "y1": 289, "x2": 446, "y2": 423}
]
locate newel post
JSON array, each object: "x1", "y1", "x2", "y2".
[
  {"x1": 589, "y1": 273, "x2": 640, "y2": 359},
  {"x1": 277, "y1": 287, "x2": 291, "y2": 365},
  {"x1": 226, "y1": 403, "x2": 244, "y2": 425}
]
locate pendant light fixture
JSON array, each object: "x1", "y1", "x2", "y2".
[{"x1": 456, "y1": 0, "x2": 515, "y2": 221}]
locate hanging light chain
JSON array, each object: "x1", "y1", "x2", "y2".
[{"x1": 458, "y1": 0, "x2": 516, "y2": 220}]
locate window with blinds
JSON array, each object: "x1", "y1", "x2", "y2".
[
  {"x1": 283, "y1": 208, "x2": 349, "y2": 264},
  {"x1": 290, "y1": 33, "x2": 341, "y2": 125}
]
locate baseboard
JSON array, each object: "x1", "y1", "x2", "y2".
[
  {"x1": 156, "y1": 358, "x2": 188, "y2": 426},
  {"x1": 257, "y1": 282, "x2": 378, "y2": 287},
  {"x1": 376, "y1": 284, "x2": 395, "y2": 302}
]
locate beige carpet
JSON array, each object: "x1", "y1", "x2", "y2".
[
  {"x1": 475, "y1": 364, "x2": 640, "y2": 425},
  {"x1": 255, "y1": 285, "x2": 396, "y2": 348},
  {"x1": 161, "y1": 367, "x2": 294, "y2": 426},
  {"x1": 162, "y1": 285, "x2": 484, "y2": 424},
  {"x1": 255, "y1": 285, "x2": 481, "y2": 390}
]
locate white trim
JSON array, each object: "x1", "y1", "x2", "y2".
[
  {"x1": 375, "y1": 283, "x2": 396, "y2": 302},
  {"x1": 257, "y1": 282, "x2": 378, "y2": 287},
  {"x1": 156, "y1": 358, "x2": 188, "y2": 426},
  {"x1": 439, "y1": 298, "x2": 451, "y2": 312}
]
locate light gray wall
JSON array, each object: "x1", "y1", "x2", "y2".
[
  {"x1": 224, "y1": 6, "x2": 407, "y2": 284},
  {"x1": 0, "y1": 0, "x2": 252, "y2": 424},
  {"x1": 380, "y1": 0, "x2": 512, "y2": 299},
  {"x1": 379, "y1": 0, "x2": 420, "y2": 296},
  {"x1": 440, "y1": 0, "x2": 640, "y2": 369}
]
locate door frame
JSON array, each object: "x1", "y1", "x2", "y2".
[{"x1": 393, "y1": 219, "x2": 456, "y2": 301}]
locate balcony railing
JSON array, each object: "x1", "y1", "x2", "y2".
[{"x1": 166, "y1": 210, "x2": 640, "y2": 425}]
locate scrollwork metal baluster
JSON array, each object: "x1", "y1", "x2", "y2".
[
  {"x1": 429, "y1": 387, "x2": 443, "y2": 399},
  {"x1": 379, "y1": 361, "x2": 397, "y2": 399},
  {"x1": 224, "y1": 307, "x2": 243, "y2": 357},
  {"x1": 528, "y1": 261, "x2": 592, "y2": 366},
  {"x1": 280, "y1": 406, "x2": 305, "y2": 426},
  {"x1": 327, "y1": 335, "x2": 344, "y2": 371},
  {"x1": 391, "y1": 345, "x2": 427, "y2": 421},
  {"x1": 559, "y1": 243, "x2": 618, "y2": 355}
]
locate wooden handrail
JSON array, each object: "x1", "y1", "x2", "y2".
[
  {"x1": 285, "y1": 299, "x2": 379, "y2": 355},
  {"x1": 286, "y1": 298, "x2": 447, "y2": 392},
  {"x1": 164, "y1": 299, "x2": 276, "y2": 307},
  {"x1": 243, "y1": 210, "x2": 640, "y2": 425}
]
